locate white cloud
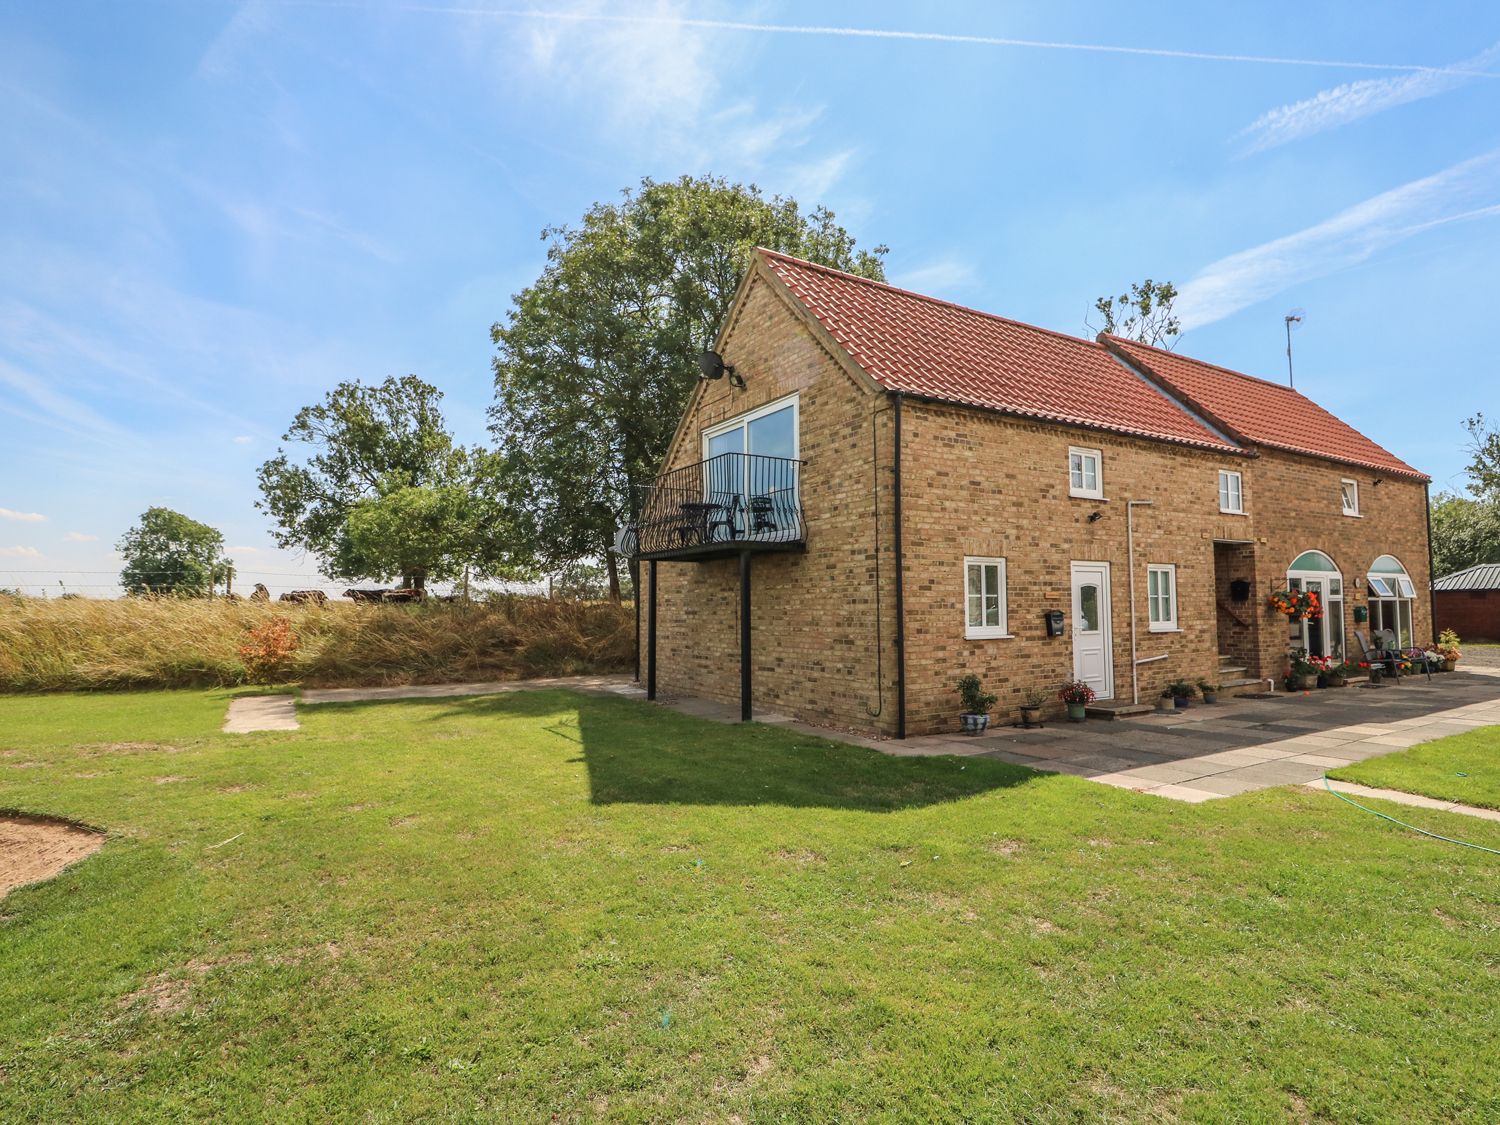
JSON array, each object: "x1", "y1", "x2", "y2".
[
  {"x1": 0, "y1": 507, "x2": 45, "y2": 522},
  {"x1": 0, "y1": 546, "x2": 43, "y2": 559},
  {"x1": 1175, "y1": 148, "x2": 1500, "y2": 329},
  {"x1": 894, "y1": 256, "x2": 980, "y2": 294},
  {"x1": 227, "y1": 545, "x2": 262, "y2": 553},
  {"x1": 64, "y1": 532, "x2": 98, "y2": 542},
  {"x1": 1239, "y1": 41, "x2": 1500, "y2": 153},
  {"x1": 198, "y1": 0, "x2": 274, "y2": 80},
  {"x1": 232, "y1": 435, "x2": 254, "y2": 444}
]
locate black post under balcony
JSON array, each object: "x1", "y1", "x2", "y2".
[
  {"x1": 739, "y1": 550, "x2": 752, "y2": 722},
  {"x1": 646, "y1": 560, "x2": 657, "y2": 701},
  {"x1": 632, "y1": 452, "x2": 806, "y2": 561}
]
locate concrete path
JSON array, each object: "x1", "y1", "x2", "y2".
[
  {"x1": 1311, "y1": 778, "x2": 1500, "y2": 824},
  {"x1": 222, "y1": 695, "x2": 299, "y2": 733},
  {"x1": 876, "y1": 672, "x2": 1500, "y2": 803},
  {"x1": 224, "y1": 675, "x2": 641, "y2": 732}
]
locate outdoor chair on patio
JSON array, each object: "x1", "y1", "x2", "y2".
[{"x1": 1354, "y1": 630, "x2": 1399, "y2": 682}]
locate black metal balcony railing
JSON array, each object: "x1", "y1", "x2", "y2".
[{"x1": 629, "y1": 452, "x2": 805, "y2": 558}]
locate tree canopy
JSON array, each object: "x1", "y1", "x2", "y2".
[
  {"x1": 489, "y1": 174, "x2": 887, "y2": 601},
  {"x1": 257, "y1": 376, "x2": 524, "y2": 592},
  {"x1": 1091, "y1": 279, "x2": 1181, "y2": 348},
  {"x1": 1431, "y1": 413, "x2": 1500, "y2": 576},
  {"x1": 117, "y1": 507, "x2": 231, "y2": 596}
]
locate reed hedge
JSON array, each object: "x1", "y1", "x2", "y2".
[{"x1": 0, "y1": 595, "x2": 635, "y2": 691}]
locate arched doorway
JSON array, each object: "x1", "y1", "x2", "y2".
[
  {"x1": 1287, "y1": 550, "x2": 1345, "y2": 659},
  {"x1": 1367, "y1": 555, "x2": 1415, "y2": 649}
]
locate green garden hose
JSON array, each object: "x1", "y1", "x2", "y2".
[{"x1": 1321, "y1": 775, "x2": 1500, "y2": 856}]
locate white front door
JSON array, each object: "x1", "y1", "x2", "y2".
[{"x1": 1071, "y1": 562, "x2": 1114, "y2": 700}]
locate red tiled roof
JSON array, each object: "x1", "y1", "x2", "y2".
[
  {"x1": 758, "y1": 250, "x2": 1243, "y2": 455},
  {"x1": 1103, "y1": 336, "x2": 1427, "y2": 481}
]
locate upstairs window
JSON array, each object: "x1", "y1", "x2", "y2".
[
  {"x1": 1218, "y1": 470, "x2": 1244, "y2": 514},
  {"x1": 1340, "y1": 478, "x2": 1360, "y2": 516},
  {"x1": 964, "y1": 557, "x2": 1009, "y2": 639},
  {"x1": 1147, "y1": 564, "x2": 1178, "y2": 631},
  {"x1": 1068, "y1": 447, "x2": 1103, "y2": 499}
]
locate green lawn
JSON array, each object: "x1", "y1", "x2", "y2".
[
  {"x1": 2, "y1": 690, "x2": 1499, "y2": 1121},
  {"x1": 1329, "y1": 727, "x2": 1500, "y2": 811}
]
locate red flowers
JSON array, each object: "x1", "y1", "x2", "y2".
[{"x1": 1268, "y1": 589, "x2": 1323, "y2": 621}]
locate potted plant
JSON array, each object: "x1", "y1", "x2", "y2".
[
  {"x1": 1366, "y1": 661, "x2": 1384, "y2": 686},
  {"x1": 956, "y1": 673, "x2": 997, "y2": 735},
  {"x1": 1324, "y1": 663, "x2": 1348, "y2": 688},
  {"x1": 1018, "y1": 687, "x2": 1047, "y2": 728},
  {"x1": 1155, "y1": 689, "x2": 1175, "y2": 713},
  {"x1": 1287, "y1": 649, "x2": 1319, "y2": 691},
  {"x1": 1438, "y1": 629, "x2": 1462, "y2": 670},
  {"x1": 1057, "y1": 679, "x2": 1096, "y2": 721},
  {"x1": 1167, "y1": 680, "x2": 1198, "y2": 709},
  {"x1": 1197, "y1": 679, "x2": 1219, "y2": 704}
]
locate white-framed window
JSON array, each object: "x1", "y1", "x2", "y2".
[
  {"x1": 964, "y1": 557, "x2": 1009, "y2": 639},
  {"x1": 1340, "y1": 478, "x2": 1360, "y2": 516},
  {"x1": 1147, "y1": 564, "x2": 1178, "y2": 632},
  {"x1": 1218, "y1": 470, "x2": 1244, "y2": 514},
  {"x1": 700, "y1": 394, "x2": 800, "y2": 529},
  {"x1": 1068, "y1": 447, "x2": 1103, "y2": 499}
]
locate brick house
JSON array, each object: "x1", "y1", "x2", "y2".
[{"x1": 629, "y1": 250, "x2": 1433, "y2": 735}]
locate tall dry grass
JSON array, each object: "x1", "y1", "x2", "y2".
[{"x1": 0, "y1": 595, "x2": 635, "y2": 691}]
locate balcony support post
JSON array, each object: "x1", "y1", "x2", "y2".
[
  {"x1": 647, "y1": 560, "x2": 658, "y2": 701},
  {"x1": 739, "y1": 549, "x2": 752, "y2": 722}
]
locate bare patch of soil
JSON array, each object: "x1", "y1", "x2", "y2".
[
  {"x1": 85, "y1": 742, "x2": 179, "y2": 757},
  {"x1": 0, "y1": 815, "x2": 104, "y2": 898}
]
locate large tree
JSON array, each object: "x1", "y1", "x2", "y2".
[
  {"x1": 118, "y1": 507, "x2": 232, "y2": 596},
  {"x1": 257, "y1": 376, "x2": 522, "y2": 592},
  {"x1": 489, "y1": 174, "x2": 887, "y2": 602}
]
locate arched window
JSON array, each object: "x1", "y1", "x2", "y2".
[
  {"x1": 1367, "y1": 555, "x2": 1415, "y2": 648},
  {"x1": 1287, "y1": 550, "x2": 1344, "y2": 659}
]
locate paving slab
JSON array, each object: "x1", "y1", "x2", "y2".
[{"x1": 223, "y1": 695, "x2": 299, "y2": 733}]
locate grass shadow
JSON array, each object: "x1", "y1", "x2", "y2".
[{"x1": 413, "y1": 689, "x2": 1040, "y2": 812}]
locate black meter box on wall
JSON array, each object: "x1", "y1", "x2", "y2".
[{"x1": 1044, "y1": 609, "x2": 1065, "y2": 638}]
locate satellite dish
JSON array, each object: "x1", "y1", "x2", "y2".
[{"x1": 698, "y1": 351, "x2": 727, "y2": 380}]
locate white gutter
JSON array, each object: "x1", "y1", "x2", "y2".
[{"x1": 1127, "y1": 499, "x2": 1155, "y2": 705}]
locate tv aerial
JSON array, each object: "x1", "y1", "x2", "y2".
[{"x1": 1284, "y1": 308, "x2": 1305, "y2": 388}]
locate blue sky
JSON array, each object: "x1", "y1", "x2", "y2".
[{"x1": 2, "y1": 1, "x2": 1498, "y2": 596}]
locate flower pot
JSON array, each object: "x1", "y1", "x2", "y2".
[
  {"x1": 1201, "y1": 690, "x2": 1218, "y2": 704},
  {"x1": 1155, "y1": 695, "x2": 1175, "y2": 713},
  {"x1": 1019, "y1": 706, "x2": 1041, "y2": 728},
  {"x1": 959, "y1": 713, "x2": 989, "y2": 735},
  {"x1": 1326, "y1": 676, "x2": 1346, "y2": 689},
  {"x1": 1296, "y1": 674, "x2": 1318, "y2": 691},
  {"x1": 1173, "y1": 696, "x2": 1191, "y2": 709},
  {"x1": 1368, "y1": 667, "x2": 1384, "y2": 686},
  {"x1": 1066, "y1": 702, "x2": 1086, "y2": 722}
]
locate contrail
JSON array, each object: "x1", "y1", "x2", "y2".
[{"x1": 258, "y1": 1, "x2": 1500, "y2": 79}]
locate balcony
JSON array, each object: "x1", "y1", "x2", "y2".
[{"x1": 628, "y1": 452, "x2": 806, "y2": 561}]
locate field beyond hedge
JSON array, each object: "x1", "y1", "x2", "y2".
[{"x1": 0, "y1": 595, "x2": 634, "y2": 691}]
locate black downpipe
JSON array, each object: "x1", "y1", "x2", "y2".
[
  {"x1": 1425, "y1": 483, "x2": 1438, "y2": 645},
  {"x1": 633, "y1": 560, "x2": 641, "y2": 683},
  {"x1": 647, "y1": 561, "x2": 658, "y2": 701},
  {"x1": 740, "y1": 550, "x2": 752, "y2": 722},
  {"x1": 893, "y1": 393, "x2": 907, "y2": 739}
]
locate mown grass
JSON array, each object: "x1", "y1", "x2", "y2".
[
  {"x1": 1330, "y1": 726, "x2": 1500, "y2": 810},
  {"x1": 0, "y1": 595, "x2": 633, "y2": 691},
  {"x1": 2, "y1": 690, "x2": 1499, "y2": 1121}
]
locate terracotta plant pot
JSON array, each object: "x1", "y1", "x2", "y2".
[
  {"x1": 1155, "y1": 695, "x2": 1175, "y2": 713},
  {"x1": 1019, "y1": 706, "x2": 1041, "y2": 727}
]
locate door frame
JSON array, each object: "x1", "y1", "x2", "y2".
[{"x1": 1070, "y1": 560, "x2": 1115, "y2": 701}]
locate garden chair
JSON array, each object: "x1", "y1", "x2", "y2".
[{"x1": 1353, "y1": 631, "x2": 1398, "y2": 682}]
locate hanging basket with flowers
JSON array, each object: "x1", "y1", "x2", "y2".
[{"x1": 1267, "y1": 588, "x2": 1323, "y2": 621}]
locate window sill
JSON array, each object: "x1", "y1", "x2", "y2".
[
  {"x1": 1218, "y1": 509, "x2": 1247, "y2": 517},
  {"x1": 1148, "y1": 626, "x2": 1184, "y2": 634},
  {"x1": 1342, "y1": 512, "x2": 1362, "y2": 518},
  {"x1": 1069, "y1": 493, "x2": 1107, "y2": 502},
  {"x1": 965, "y1": 632, "x2": 1016, "y2": 641}
]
